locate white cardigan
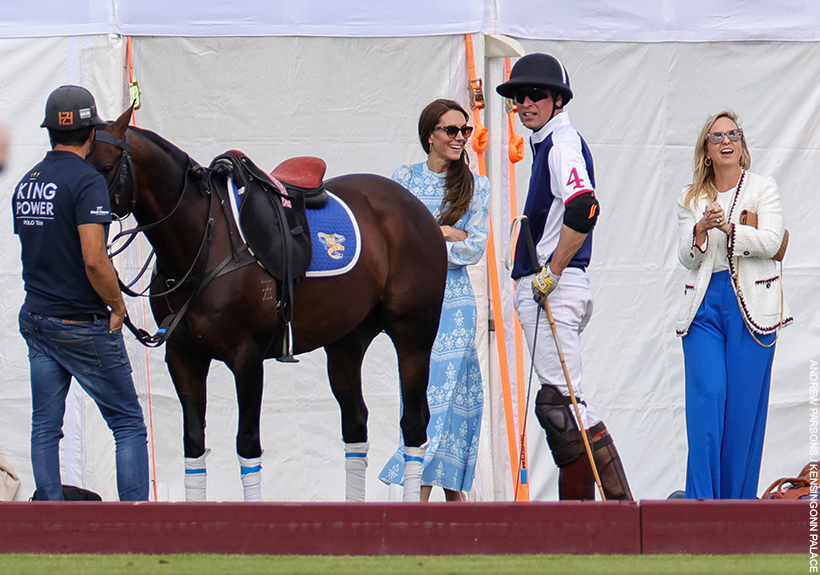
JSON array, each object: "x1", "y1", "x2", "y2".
[{"x1": 676, "y1": 171, "x2": 793, "y2": 336}]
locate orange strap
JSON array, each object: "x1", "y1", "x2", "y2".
[
  {"x1": 125, "y1": 36, "x2": 158, "y2": 501},
  {"x1": 126, "y1": 37, "x2": 135, "y2": 83},
  {"x1": 464, "y1": 34, "x2": 521, "y2": 494},
  {"x1": 485, "y1": 220, "x2": 519, "y2": 492},
  {"x1": 505, "y1": 57, "x2": 529, "y2": 501},
  {"x1": 126, "y1": 36, "x2": 141, "y2": 124},
  {"x1": 464, "y1": 35, "x2": 489, "y2": 160},
  {"x1": 473, "y1": 117, "x2": 489, "y2": 155},
  {"x1": 504, "y1": 59, "x2": 525, "y2": 163},
  {"x1": 508, "y1": 114, "x2": 525, "y2": 163}
]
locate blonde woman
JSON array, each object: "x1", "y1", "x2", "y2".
[{"x1": 676, "y1": 110, "x2": 792, "y2": 499}]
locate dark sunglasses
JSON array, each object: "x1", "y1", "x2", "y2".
[
  {"x1": 514, "y1": 88, "x2": 551, "y2": 104},
  {"x1": 706, "y1": 129, "x2": 743, "y2": 144},
  {"x1": 434, "y1": 125, "x2": 474, "y2": 138}
]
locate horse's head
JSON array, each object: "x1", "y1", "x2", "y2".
[{"x1": 87, "y1": 106, "x2": 135, "y2": 218}]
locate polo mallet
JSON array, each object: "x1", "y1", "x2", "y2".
[
  {"x1": 512, "y1": 218, "x2": 540, "y2": 498},
  {"x1": 520, "y1": 216, "x2": 606, "y2": 501}
]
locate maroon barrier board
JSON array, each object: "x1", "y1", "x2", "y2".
[
  {"x1": 640, "y1": 500, "x2": 807, "y2": 554},
  {"x1": 0, "y1": 501, "x2": 639, "y2": 555},
  {"x1": 3, "y1": 500, "x2": 805, "y2": 555}
]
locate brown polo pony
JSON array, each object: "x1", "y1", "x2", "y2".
[{"x1": 87, "y1": 108, "x2": 446, "y2": 501}]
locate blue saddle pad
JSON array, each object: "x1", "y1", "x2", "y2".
[{"x1": 305, "y1": 191, "x2": 361, "y2": 277}]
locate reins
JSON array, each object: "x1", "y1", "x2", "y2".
[
  {"x1": 99, "y1": 142, "x2": 215, "y2": 300},
  {"x1": 123, "y1": 245, "x2": 257, "y2": 347},
  {"x1": 95, "y1": 129, "x2": 247, "y2": 347},
  {"x1": 112, "y1": 165, "x2": 208, "y2": 299},
  {"x1": 107, "y1": 165, "x2": 196, "y2": 260}
]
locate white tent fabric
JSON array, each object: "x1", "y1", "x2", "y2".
[
  {"x1": 0, "y1": 3, "x2": 815, "y2": 503},
  {"x1": 494, "y1": 1, "x2": 820, "y2": 42},
  {"x1": 0, "y1": 1, "x2": 485, "y2": 38},
  {"x1": 3, "y1": 1, "x2": 819, "y2": 41}
]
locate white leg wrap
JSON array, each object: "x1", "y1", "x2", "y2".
[
  {"x1": 239, "y1": 454, "x2": 263, "y2": 502},
  {"x1": 184, "y1": 448, "x2": 210, "y2": 502},
  {"x1": 344, "y1": 441, "x2": 369, "y2": 502},
  {"x1": 403, "y1": 443, "x2": 428, "y2": 502}
]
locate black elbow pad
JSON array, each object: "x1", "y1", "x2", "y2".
[{"x1": 563, "y1": 192, "x2": 599, "y2": 233}]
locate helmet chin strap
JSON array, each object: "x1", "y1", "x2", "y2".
[
  {"x1": 528, "y1": 92, "x2": 563, "y2": 132},
  {"x1": 548, "y1": 94, "x2": 565, "y2": 122}
]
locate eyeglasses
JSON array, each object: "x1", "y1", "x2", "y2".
[
  {"x1": 706, "y1": 129, "x2": 743, "y2": 144},
  {"x1": 434, "y1": 125, "x2": 474, "y2": 139},
  {"x1": 514, "y1": 88, "x2": 551, "y2": 104}
]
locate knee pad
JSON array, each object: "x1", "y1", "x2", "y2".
[{"x1": 534, "y1": 384, "x2": 586, "y2": 468}]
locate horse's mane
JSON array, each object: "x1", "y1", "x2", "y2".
[{"x1": 129, "y1": 126, "x2": 193, "y2": 167}]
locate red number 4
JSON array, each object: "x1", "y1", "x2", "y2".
[{"x1": 566, "y1": 167, "x2": 585, "y2": 190}]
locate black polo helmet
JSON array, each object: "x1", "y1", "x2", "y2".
[
  {"x1": 40, "y1": 85, "x2": 106, "y2": 131},
  {"x1": 496, "y1": 53, "x2": 573, "y2": 105}
]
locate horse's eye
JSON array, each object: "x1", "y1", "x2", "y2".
[{"x1": 101, "y1": 165, "x2": 115, "y2": 174}]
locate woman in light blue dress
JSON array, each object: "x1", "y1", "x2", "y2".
[{"x1": 379, "y1": 99, "x2": 490, "y2": 501}]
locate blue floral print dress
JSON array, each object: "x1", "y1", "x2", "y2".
[{"x1": 378, "y1": 162, "x2": 490, "y2": 492}]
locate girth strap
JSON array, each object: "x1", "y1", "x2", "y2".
[{"x1": 124, "y1": 248, "x2": 257, "y2": 347}]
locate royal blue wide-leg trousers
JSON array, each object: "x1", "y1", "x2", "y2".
[{"x1": 681, "y1": 270, "x2": 775, "y2": 500}]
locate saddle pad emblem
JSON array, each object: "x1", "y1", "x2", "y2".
[
  {"x1": 318, "y1": 232, "x2": 346, "y2": 260},
  {"x1": 226, "y1": 180, "x2": 359, "y2": 278},
  {"x1": 305, "y1": 191, "x2": 361, "y2": 277}
]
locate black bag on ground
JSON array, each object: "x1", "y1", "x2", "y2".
[{"x1": 30, "y1": 484, "x2": 102, "y2": 501}]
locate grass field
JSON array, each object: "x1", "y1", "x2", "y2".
[{"x1": 0, "y1": 554, "x2": 806, "y2": 574}]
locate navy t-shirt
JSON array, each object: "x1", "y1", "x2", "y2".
[{"x1": 13, "y1": 150, "x2": 113, "y2": 317}]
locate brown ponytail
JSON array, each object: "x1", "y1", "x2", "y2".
[{"x1": 418, "y1": 99, "x2": 475, "y2": 226}]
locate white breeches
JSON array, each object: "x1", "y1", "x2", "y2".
[{"x1": 514, "y1": 268, "x2": 601, "y2": 429}]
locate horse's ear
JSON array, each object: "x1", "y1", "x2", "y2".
[{"x1": 108, "y1": 106, "x2": 133, "y2": 139}]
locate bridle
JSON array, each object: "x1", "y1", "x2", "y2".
[
  {"x1": 93, "y1": 129, "x2": 256, "y2": 347},
  {"x1": 94, "y1": 128, "x2": 216, "y2": 345},
  {"x1": 95, "y1": 130, "x2": 136, "y2": 210},
  {"x1": 94, "y1": 128, "x2": 209, "y2": 283}
]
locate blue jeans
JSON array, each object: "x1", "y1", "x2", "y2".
[{"x1": 19, "y1": 309, "x2": 149, "y2": 501}]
